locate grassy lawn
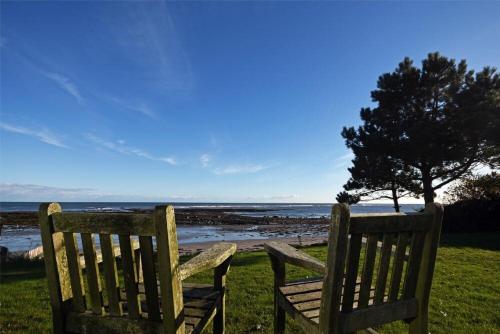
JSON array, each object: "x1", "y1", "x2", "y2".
[{"x1": 1, "y1": 233, "x2": 499, "y2": 333}]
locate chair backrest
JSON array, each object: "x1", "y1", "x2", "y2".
[
  {"x1": 319, "y1": 203, "x2": 444, "y2": 333},
  {"x1": 39, "y1": 203, "x2": 184, "y2": 333}
]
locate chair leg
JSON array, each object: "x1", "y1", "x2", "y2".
[
  {"x1": 409, "y1": 313, "x2": 428, "y2": 334},
  {"x1": 214, "y1": 258, "x2": 232, "y2": 334},
  {"x1": 214, "y1": 302, "x2": 225, "y2": 334},
  {"x1": 274, "y1": 302, "x2": 285, "y2": 334},
  {"x1": 270, "y1": 256, "x2": 286, "y2": 334}
]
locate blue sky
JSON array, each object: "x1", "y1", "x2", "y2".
[{"x1": 1, "y1": 1, "x2": 499, "y2": 203}]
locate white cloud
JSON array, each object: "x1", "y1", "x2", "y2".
[
  {"x1": 105, "y1": 96, "x2": 157, "y2": 119},
  {"x1": 0, "y1": 183, "x2": 99, "y2": 201},
  {"x1": 85, "y1": 133, "x2": 176, "y2": 165},
  {"x1": 106, "y1": 2, "x2": 193, "y2": 92},
  {"x1": 243, "y1": 194, "x2": 300, "y2": 201},
  {"x1": 41, "y1": 71, "x2": 83, "y2": 104},
  {"x1": 0, "y1": 122, "x2": 68, "y2": 148},
  {"x1": 0, "y1": 183, "x2": 172, "y2": 202},
  {"x1": 200, "y1": 154, "x2": 211, "y2": 168},
  {"x1": 213, "y1": 164, "x2": 269, "y2": 175},
  {"x1": 334, "y1": 151, "x2": 354, "y2": 168}
]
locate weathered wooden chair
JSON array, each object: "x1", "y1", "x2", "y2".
[
  {"x1": 265, "y1": 203, "x2": 443, "y2": 334},
  {"x1": 39, "y1": 202, "x2": 236, "y2": 334}
]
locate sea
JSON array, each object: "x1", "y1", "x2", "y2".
[{"x1": 0, "y1": 202, "x2": 423, "y2": 252}]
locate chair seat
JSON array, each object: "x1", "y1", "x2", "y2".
[
  {"x1": 183, "y1": 283, "x2": 221, "y2": 333},
  {"x1": 66, "y1": 283, "x2": 220, "y2": 334},
  {"x1": 278, "y1": 278, "x2": 378, "y2": 328}
]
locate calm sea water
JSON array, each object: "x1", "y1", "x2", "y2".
[{"x1": 0, "y1": 202, "x2": 424, "y2": 252}]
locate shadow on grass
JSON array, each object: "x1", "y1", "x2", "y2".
[
  {"x1": 230, "y1": 252, "x2": 269, "y2": 268},
  {"x1": 0, "y1": 259, "x2": 46, "y2": 284},
  {"x1": 440, "y1": 233, "x2": 500, "y2": 251}
]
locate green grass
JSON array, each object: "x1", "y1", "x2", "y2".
[{"x1": 1, "y1": 233, "x2": 499, "y2": 333}]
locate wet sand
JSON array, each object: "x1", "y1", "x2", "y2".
[{"x1": 178, "y1": 235, "x2": 328, "y2": 255}]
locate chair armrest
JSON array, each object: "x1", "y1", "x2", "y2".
[
  {"x1": 179, "y1": 242, "x2": 237, "y2": 281},
  {"x1": 264, "y1": 241, "x2": 326, "y2": 275}
]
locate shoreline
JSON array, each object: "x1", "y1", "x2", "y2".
[{"x1": 0, "y1": 208, "x2": 329, "y2": 229}]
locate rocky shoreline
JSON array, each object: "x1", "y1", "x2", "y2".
[{"x1": 0, "y1": 207, "x2": 329, "y2": 230}]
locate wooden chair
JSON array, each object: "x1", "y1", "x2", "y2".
[
  {"x1": 39, "y1": 203, "x2": 237, "y2": 334},
  {"x1": 265, "y1": 203, "x2": 443, "y2": 334}
]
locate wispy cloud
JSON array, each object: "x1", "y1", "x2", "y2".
[
  {"x1": 104, "y1": 96, "x2": 157, "y2": 119},
  {"x1": 41, "y1": 71, "x2": 83, "y2": 104},
  {"x1": 0, "y1": 122, "x2": 68, "y2": 148},
  {"x1": 0, "y1": 183, "x2": 167, "y2": 202},
  {"x1": 200, "y1": 154, "x2": 211, "y2": 168},
  {"x1": 0, "y1": 182, "x2": 302, "y2": 203},
  {"x1": 106, "y1": 2, "x2": 193, "y2": 92},
  {"x1": 213, "y1": 164, "x2": 269, "y2": 175},
  {"x1": 334, "y1": 151, "x2": 354, "y2": 168},
  {"x1": 86, "y1": 133, "x2": 176, "y2": 165},
  {"x1": 336, "y1": 152, "x2": 354, "y2": 162}
]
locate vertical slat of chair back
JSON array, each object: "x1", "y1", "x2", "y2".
[
  {"x1": 139, "y1": 235, "x2": 161, "y2": 321},
  {"x1": 99, "y1": 233, "x2": 123, "y2": 316},
  {"x1": 81, "y1": 232, "x2": 104, "y2": 315},
  {"x1": 155, "y1": 205, "x2": 185, "y2": 334},
  {"x1": 62, "y1": 231, "x2": 85, "y2": 313},
  {"x1": 119, "y1": 234, "x2": 142, "y2": 318},
  {"x1": 320, "y1": 203, "x2": 443, "y2": 333}
]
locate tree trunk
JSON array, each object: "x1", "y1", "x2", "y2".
[
  {"x1": 391, "y1": 183, "x2": 400, "y2": 212},
  {"x1": 422, "y1": 170, "x2": 435, "y2": 204}
]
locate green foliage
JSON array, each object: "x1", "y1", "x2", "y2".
[
  {"x1": 445, "y1": 172, "x2": 500, "y2": 203},
  {"x1": 1, "y1": 234, "x2": 500, "y2": 333},
  {"x1": 335, "y1": 190, "x2": 360, "y2": 205},
  {"x1": 341, "y1": 119, "x2": 421, "y2": 211},
  {"x1": 342, "y1": 52, "x2": 500, "y2": 203}
]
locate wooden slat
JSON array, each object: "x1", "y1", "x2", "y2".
[
  {"x1": 388, "y1": 233, "x2": 410, "y2": 302},
  {"x1": 374, "y1": 234, "x2": 395, "y2": 305},
  {"x1": 81, "y1": 233, "x2": 103, "y2": 314},
  {"x1": 63, "y1": 232, "x2": 85, "y2": 312},
  {"x1": 349, "y1": 214, "x2": 432, "y2": 234},
  {"x1": 341, "y1": 233, "x2": 362, "y2": 312},
  {"x1": 119, "y1": 234, "x2": 141, "y2": 319},
  {"x1": 403, "y1": 232, "x2": 426, "y2": 299},
  {"x1": 99, "y1": 234, "x2": 122, "y2": 316},
  {"x1": 340, "y1": 298, "x2": 418, "y2": 332},
  {"x1": 280, "y1": 279, "x2": 323, "y2": 296},
  {"x1": 139, "y1": 235, "x2": 161, "y2": 321},
  {"x1": 52, "y1": 212, "x2": 155, "y2": 236},
  {"x1": 358, "y1": 235, "x2": 378, "y2": 308}
]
